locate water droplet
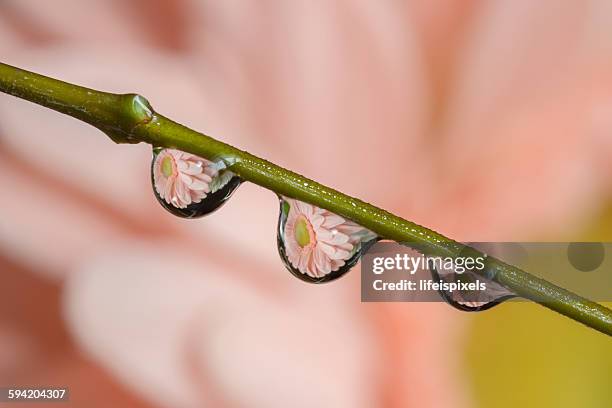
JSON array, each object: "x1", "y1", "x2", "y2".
[
  {"x1": 151, "y1": 148, "x2": 241, "y2": 218},
  {"x1": 277, "y1": 196, "x2": 378, "y2": 283},
  {"x1": 431, "y1": 267, "x2": 515, "y2": 311},
  {"x1": 429, "y1": 243, "x2": 517, "y2": 311}
]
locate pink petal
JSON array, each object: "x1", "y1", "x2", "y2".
[
  {"x1": 321, "y1": 214, "x2": 345, "y2": 229},
  {"x1": 317, "y1": 242, "x2": 350, "y2": 261},
  {"x1": 294, "y1": 200, "x2": 314, "y2": 218}
]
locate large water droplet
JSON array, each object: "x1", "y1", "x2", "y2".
[
  {"x1": 151, "y1": 148, "x2": 241, "y2": 218},
  {"x1": 429, "y1": 243, "x2": 517, "y2": 311},
  {"x1": 277, "y1": 196, "x2": 378, "y2": 283}
]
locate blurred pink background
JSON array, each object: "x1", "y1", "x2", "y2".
[{"x1": 0, "y1": 1, "x2": 611, "y2": 407}]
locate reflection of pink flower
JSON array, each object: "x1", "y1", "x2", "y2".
[
  {"x1": 152, "y1": 149, "x2": 216, "y2": 208},
  {"x1": 283, "y1": 198, "x2": 375, "y2": 278}
]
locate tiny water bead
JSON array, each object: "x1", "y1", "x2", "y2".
[
  {"x1": 428, "y1": 245, "x2": 517, "y2": 311},
  {"x1": 151, "y1": 148, "x2": 241, "y2": 218},
  {"x1": 277, "y1": 196, "x2": 378, "y2": 283}
]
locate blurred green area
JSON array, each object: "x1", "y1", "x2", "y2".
[{"x1": 466, "y1": 206, "x2": 612, "y2": 408}]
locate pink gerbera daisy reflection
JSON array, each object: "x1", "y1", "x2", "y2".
[
  {"x1": 283, "y1": 198, "x2": 376, "y2": 278},
  {"x1": 152, "y1": 149, "x2": 217, "y2": 209}
]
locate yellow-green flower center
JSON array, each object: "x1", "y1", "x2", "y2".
[
  {"x1": 294, "y1": 216, "x2": 311, "y2": 248},
  {"x1": 161, "y1": 156, "x2": 174, "y2": 178}
]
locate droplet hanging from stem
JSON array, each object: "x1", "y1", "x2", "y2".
[
  {"x1": 151, "y1": 147, "x2": 241, "y2": 218},
  {"x1": 277, "y1": 196, "x2": 378, "y2": 283},
  {"x1": 429, "y1": 243, "x2": 518, "y2": 311}
]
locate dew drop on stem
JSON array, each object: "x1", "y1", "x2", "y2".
[
  {"x1": 277, "y1": 196, "x2": 378, "y2": 283},
  {"x1": 429, "y1": 243, "x2": 518, "y2": 311},
  {"x1": 151, "y1": 147, "x2": 241, "y2": 218}
]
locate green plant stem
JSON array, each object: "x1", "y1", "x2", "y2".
[{"x1": 1, "y1": 61, "x2": 611, "y2": 336}]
